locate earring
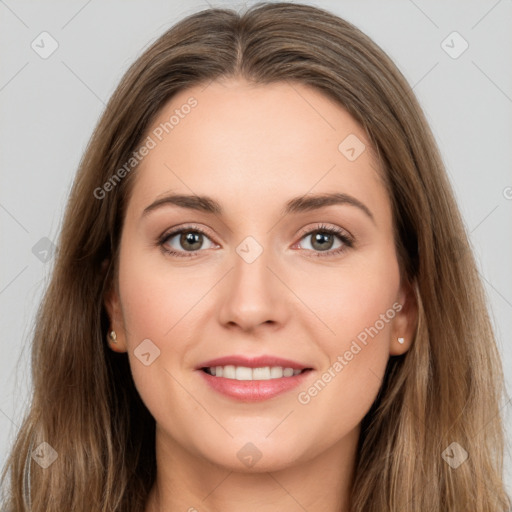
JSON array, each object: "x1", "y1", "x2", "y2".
[
  {"x1": 108, "y1": 330, "x2": 117, "y2": 344},
  {"x1": 398, "y1": 337, "x2": 404, "y2": 344}
]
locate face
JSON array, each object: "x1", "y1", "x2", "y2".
[{"x1": 105, "y1": 77, "x2": 417, "y2": 472}]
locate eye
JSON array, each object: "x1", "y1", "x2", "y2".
[
  {"x1": 157, "y1": 223, "x2": 354, "y2": 259},
  {"x1": 295, "y1": 224, "x2": 354, "y2": 258},
  {"x1": 158, "y1": 225, "x2": 216, "y2": 258}
]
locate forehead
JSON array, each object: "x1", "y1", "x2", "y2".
[{"x1": 127, "y1": 78, "x2": 387, "y2": 221}]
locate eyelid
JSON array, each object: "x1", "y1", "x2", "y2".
[{"x1": 295, "y1": 223, "x2": 354, "y2": 243}]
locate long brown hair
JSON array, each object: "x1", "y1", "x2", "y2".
[{"x1": 1, "y1": 2, "x2": 510, "y2": 510}]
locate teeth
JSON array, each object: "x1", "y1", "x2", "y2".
[{"x1": 204, "y1": 365, "x2": 303, "y2": 380}]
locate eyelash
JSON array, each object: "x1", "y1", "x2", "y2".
[{"x1": 157, "y1": 223, "x2": 354, "y2": 259}]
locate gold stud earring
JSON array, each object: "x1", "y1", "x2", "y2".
[
  {"x1": 398, "y1": 337, "x2": 404, "y2": 344},
  {"x1": 108, "y1": 330, "x2": 117, "y2": 344}
]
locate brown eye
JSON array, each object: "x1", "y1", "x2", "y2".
[
  {"x1": 159, "y1": 227, "x2": 216, "y2": 257},
  {"x1": 296, "y1": 224, "x2": 354, "y2": 258}
]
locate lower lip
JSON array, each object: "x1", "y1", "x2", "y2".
[{"x1": 198, "y1": 369, "x2": 313, "y2": 402}]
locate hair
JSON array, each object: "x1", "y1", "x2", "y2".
[{"x1": 1, "y1": 2, "x2": 510, "y2": 511}]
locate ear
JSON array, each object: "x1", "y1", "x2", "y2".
[
  {"x1": 389, "y1": 277, "x2": 418, "y2": 356},
  {"x1": 103, "y1": 262, "x2": 128, "y2": 353}
]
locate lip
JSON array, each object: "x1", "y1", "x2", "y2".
[
  {"x1": 196, "y1": 355, "x2": 313, "y2": 371},
  {"x1": 198, "y1": 367, "x2": 314, "y2": 402}
]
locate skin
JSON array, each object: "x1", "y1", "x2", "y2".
[{"x1": 105, "y1": 77, "x2": 417, "y2": 512}]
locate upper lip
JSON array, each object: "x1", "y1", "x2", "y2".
[{"x1": 197, "y1": 355, "x2": 314, "y2": 370}]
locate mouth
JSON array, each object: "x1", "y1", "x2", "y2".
[
  {"x1": 196, "y1": 355, "x2": 314, "y2": 401},
  {"x1": 200, "y1": 366, "x2": 312, "y2": 380},
  {"x1": 198, "y1": 366, "x2": 314, "y2": 402}
]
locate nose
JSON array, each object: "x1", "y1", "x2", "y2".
[{"x1": 217, "y1": 239, "x2": 290, "y2": 332}]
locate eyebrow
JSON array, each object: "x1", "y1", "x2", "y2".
[{"x1": 142, "y1": 191, "x2": 375, "y2": 224}]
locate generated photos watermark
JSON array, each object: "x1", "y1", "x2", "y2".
[{"x1": 297, "y1": 301, "x2": 403, "y2": 405}]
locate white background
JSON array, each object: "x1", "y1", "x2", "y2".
[{"x1": 1, "y1": 0, "x2": 511, "y2": 496}]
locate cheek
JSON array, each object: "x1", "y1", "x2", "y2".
[
  {"x1": 117, "y1": 254, "x2": 199, "y2": 428},
  {"x1": 118, "y1": 246, "x2": 204, "y2": 342},
  {"x1": 303, "y1": 244, "x2": 401, "y2": 351},
  {"x1": 289, "y1": 273, "x2": 401, "y2": 460}
]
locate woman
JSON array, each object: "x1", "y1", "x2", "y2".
[{"x1": 1, "y1": 2, "x2": 510, "y2": 511}]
